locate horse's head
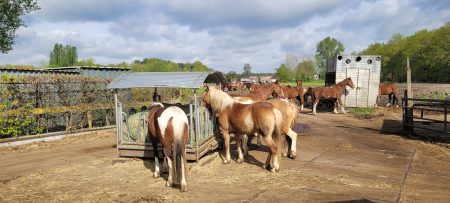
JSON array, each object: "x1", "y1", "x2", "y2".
[
  {"x1": 271, "y1": 83, "x2": 285, "y2": 98},
  {"x1": 346, "y1": 77, "x2": 355, "y2": 89},
  {"x1": 202, "y1": 85, "x2": 212, "y2": 108},
  {"x1": 296, "y1": 80, "x2": 303, "y2": 87}
]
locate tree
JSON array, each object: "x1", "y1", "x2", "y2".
[
  {"x1": 0, "y1": 0, "x2": 40, "y2": 53},
  {"x1": 315, "y1": 37, "x2": 345, "y2": 79},
  {"x1": 76, "y1": 58, "x2": 97, "y2": 66},
  {"x1": 242, "y1": 64, "x2": 252, "y2": 78},
  {"x1": 225, "y1": 71, "x2": 239, "y2": 82},
  {"x1": 275, "y1": 64, "x2": 292, "y2": 82},
  {"x1": 49, "y1": 43, "x2": 78, "y2": 67},
  {"x1": 295, "y1": 60, "x2": 316, "y2": 82}
]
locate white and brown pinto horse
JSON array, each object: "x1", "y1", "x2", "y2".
[
  {"x1": 311, "y1": 77, "x2": 355, "y2": 115},
  {"x1": 202, "y1": 86, "x2": 283, "y2": 172},
  {"x1": 147, "y1": 103, "x2": 189, "y2": 192}
]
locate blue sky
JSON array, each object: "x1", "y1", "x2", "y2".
[{"x1": 1, "y1": 0, "x2": 449, "y2": 73}]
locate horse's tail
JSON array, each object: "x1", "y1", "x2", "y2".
[
  {"x1": 272, "y1": 108, "x2": 283, "y2": 156},
  {"x1": 171, "y1": 112, "x2": 188, "y2": 187}
]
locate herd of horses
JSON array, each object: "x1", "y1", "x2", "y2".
[{"x1": 145, "y1": 78, "x2": 399, "y2": 192}]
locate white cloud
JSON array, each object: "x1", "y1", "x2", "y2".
[{"x1": 0, "y1": 0, "x2": 448, "y2": 73}]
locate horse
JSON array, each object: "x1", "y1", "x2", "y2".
[
  {"x1": 147, "y1": 103, "x2": 189, "y2": 192},
  {"x1": 276, "y1": 85, "x2": 305, "y2": 111},
  {"x1": 233, "y1": 83, "x2": 299, "y2": 159},
  {"x1": 228, "y1": 81, "x2": 243, "y2": 91},
  {"x1": 377, "y1": 83, "x2": 399, "y2": 107},
  {"x1": 202, "y1": 86, "x2": 283, "y2": 172},
  {"x1": 296, "y1": 80, "x2": 303, "y2": 87},
  {"x1": 234, "y1": 83, "x2": 284, "y2": 102},
  {"x1": 311, "y1": 77, "x2": 355, "y2": 115}
]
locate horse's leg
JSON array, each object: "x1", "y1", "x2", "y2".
[
  {"x1": 162, "y1": 157, "x2": 168, "y2": 173},
  {"x1": 256, "y1": 133, "x2": 262, "y2": 147},
  {"x1": 297, "y1": 95, "x2": 304, "y2": 112},
  {"x1": 222, "y1": 131, "x2": 231, "y2": 164},
  {"x1": 261, "y1": 131, "x2": 279, "y2": 172},
  {"x1": 151, "y1": 138, "x2": 160, "y2": 178},
  {"x1": 236, "y1": 135, "x2": 244, "y2": 163},
  {"x1": 286, "y1": 129, "x2": 298, "y2": 159},
  {"x1": 163, "y1": 147, "x2": 173, "y2": 187},
  {"x1": 333, "y1": 100, "x2": 338, "y2": 114},
  {"x1": 393, "y1": 93, "x2": 399, "y2": 107},
  {"x1": 180, "y1": 144, "x2": 187, "y2": 192},
  {"x1": 338, "y1": 97, "x2": 346, "y2": 114},
  {"x1": 387, "y1": 93, "x2": 392, "y2": 107},
  {"x1": 242, "y1": 134, "x2": 249, "y2": 157}
]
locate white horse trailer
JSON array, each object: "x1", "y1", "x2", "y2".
[
  {"x1": 326, "y1": 55, "x2": 381, "y2": 107},
  {"x1": 107, "y1": 71, "x2": 226, "y2": 161}
]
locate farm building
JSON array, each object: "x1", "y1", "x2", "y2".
[
  {"x1": 0, "y1": 66, "x2": 129, "y2": 79},
  {"x1": 325, "y1": 55, "x2": 381, "y2": 107},
  {"x1": 45, "y1": 66, "x2": 130, "y2": 78}
]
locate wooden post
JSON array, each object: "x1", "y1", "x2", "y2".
[
  {"x1": 87, "y1": 110, "x2": 93, "y2": 128},
  {"x1": 406, "y1": 58, "x2": 413, "y2": 107}
]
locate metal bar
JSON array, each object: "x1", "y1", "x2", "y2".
[
  {"x1": 189, "y1": 103, "x2": 194, "y2": 145},
  {"x1": 402, "y1": 124, "x2": 450, "y2": 134},
  {"x1": 194, "y1": 89, "x2": 200, "y2": 162},
  {"x1": 445, "y1": 100, "x2": 448, "y2": 133},
  {"x1": 409, "y1": 116, "x2": 446, "y2": 123},
  {"x1": 114, "y1": 93, "x2": 120, "y2": 156},
  {"x1": 403, "y1": 107, "x2": 447, "y2": 113}
]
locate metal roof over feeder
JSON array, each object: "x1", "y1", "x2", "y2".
[
  {"x1": 107, "y1": 71, "x2": 227, "y2": 89},
  {"x1": 108, "y1": 71, "x2": 226, "y2": 162}
]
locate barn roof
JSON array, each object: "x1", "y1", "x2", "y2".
[{"x1": 107, "y1": 71, "x2": 227, "y2": 89}]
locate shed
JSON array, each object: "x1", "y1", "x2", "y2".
[
  {"x1": 46, "y1": 66, "x2": 130, "y2": 78},
  {"x1": 325, "y1": 55, "x2": 381, "y2": 107},
  {"x1": 107, "y1": 71, "x2": 227, "y2": 161}
]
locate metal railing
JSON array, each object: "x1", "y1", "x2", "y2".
[{"x1": 402, "y1": 90, "x2": 449, "y2": 137}]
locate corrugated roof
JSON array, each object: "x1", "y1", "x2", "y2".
[{"x1": 107, "y1": 71, "x2": 227, "y2": 89}]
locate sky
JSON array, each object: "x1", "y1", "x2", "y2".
[{"x1": 1, "y1": 0, "x2": 449, "y2": 73}]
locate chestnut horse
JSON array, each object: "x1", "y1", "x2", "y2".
[
  {"x1": 228, "y1": 81, "x2": 243, "y2": 91},
  {"x1": 147, "y1": 103, "x2": 189, "y2": 192},
  {"x1": 276, "y1": 86, "x2": 305, "y2": 111},
  {"x1": 202, "y1": 86, "x2": 283, "y2": 172},
  {"x1": 234, "y1": 83, "x2": 299, "y2": 159},
  {"x1": 377, "y1": 83, "x2": 399, "y2": 107},
  {"x1": 312, "y1": 78, "x2": 355, "y2": 115}
]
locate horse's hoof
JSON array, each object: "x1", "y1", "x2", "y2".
[
  {"x1": 153, "y1": 172, "x2": 160, "y2": 178},
  {"x1": 290, "y1": 152, "x2": 297, "y2": 160},
  {"x1": 223, "y1": 159, "x2": 230, "y2": 164},
  {"x1": 166, "y1": 181, "x2": 172, "y2": 187},
  {"x1": 237, "y1": 158, "x2": 244, "y2": 164},
  {"x1": 180, "y1": 185, "x2": 187, "y2": 192},
  {"x1": 282, "y1": 153, "x2": 288, "y2": 158}
]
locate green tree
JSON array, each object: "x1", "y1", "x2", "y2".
[
  {"x1": 275, "y1": 64, "x2": 293, "y2": 82},
  {"x1": 49, "y1": 43, "x2": 78, "y2": 67},
  {"x1": 225, "y1": 71, "x2": 239, "y2": 82},
  {"x1": 242, "y1": 64, "x2": 252, "y2": 78},
  {"x1": 315, "y1": 37, "x2": 345, "y2": 79},
  {"x1": 0, "y1": 0, "x2": 40, "y2": 53},
  {"x1": 295, "y1": 60, "x2": 316, "y2": 82},
  {"x1": 76, "y1": 58, "x2": 97, "y2": 66}
]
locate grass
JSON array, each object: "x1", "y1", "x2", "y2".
[
  {"x1": 281, "y1": 80, "x2": 325, "y2": 87},
  {"x1": 349, "y1": 107, "x2": 376, "y2": 119}
]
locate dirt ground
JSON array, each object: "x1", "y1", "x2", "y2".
[{"x1": 1, "y1": 107, "x2": 450, "y2": 202}]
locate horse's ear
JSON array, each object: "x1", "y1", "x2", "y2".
[{"x1": 203, "y1": 83, "x2": 209, "y2": 92}]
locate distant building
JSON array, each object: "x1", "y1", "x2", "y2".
[{"x1": 259, "y1": 76, "x2": 274, "y2": 83}]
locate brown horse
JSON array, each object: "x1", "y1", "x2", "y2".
[
  {"x1": 276, "y1": 86, "x2": 305, "y2": 111},
  {"x1": 234, "y1": 83, "x2": 299, "y2": 159},
  {"x1": 234, "y1": 83, "x2": 284, "y2": 102},
  {"x1": 377, "y1": 83, "x2": 399, "y2": 107},
  {"x1": 147, "y1": 103, "x2": 189, "y2": 192},
  {"x1": 202, "y1": 86, "x2": 283, "y2": 172},
  {"x1": 312, "y1": 78, "x2": 355, "y2": 115},
  {"x1": 228, "y1": 81, "x2": 243, "y2": 91}
]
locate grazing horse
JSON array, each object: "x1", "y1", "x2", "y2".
[
  {"x1": 147, "y1": 103, "x2": 189, "y2": 192},
  {"x1": 312, "y1": 78, "x2": 355, "y2": 115},
  {"x1": 202, "y1": 86, "x2": 283, "y2": 172},
  {"x1": 377, "y1": 83, "x2": 399, "y2": 107}
]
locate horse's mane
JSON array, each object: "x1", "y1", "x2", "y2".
[{"x1": 208, "y1": 87, "x2": 235, "y2": 112}]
